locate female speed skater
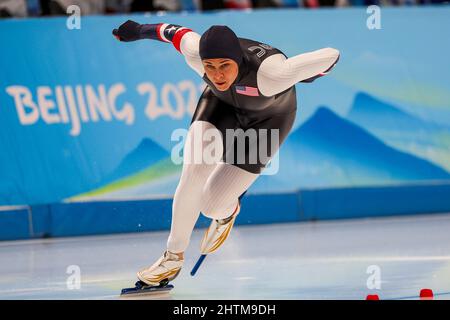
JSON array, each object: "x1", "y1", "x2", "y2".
[{"x1": 113, "y1": 20, "x2": 340, "y2": 288}]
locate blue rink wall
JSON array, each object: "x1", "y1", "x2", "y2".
[
  {"x1": 2, "y1": 182, "x2": 450, "y2": 240},
  {"x1": 1, "y1": 7, "x2": 450, "y2": 240}
]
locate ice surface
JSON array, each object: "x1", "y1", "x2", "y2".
[{"x1": 0, "y1": 213, "x2": 449, "y2": 300}]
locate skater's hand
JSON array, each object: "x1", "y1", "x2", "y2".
[{"x1": 113, "y1": 20, "x2": 142, "y2": 42}]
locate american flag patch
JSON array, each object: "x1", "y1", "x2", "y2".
[{"x1": 235, "y1": 85, "x2": 259, "y2": 97}]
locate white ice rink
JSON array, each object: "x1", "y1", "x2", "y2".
[{"x1": 1, "y1": 213, "x2": 450, "y2": 300}]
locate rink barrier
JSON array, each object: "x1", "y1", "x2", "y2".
[
  {"x1": 1, "y1": 182, "x2": 450, "y2": 240},
  {"x1": 297, "y1": 182, "x2": 450, "y2": 220}
]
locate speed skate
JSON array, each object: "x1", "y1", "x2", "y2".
[
  {"x1": 120, "y1": 280, "x2": 174, "y2": 297},
  {"x1": 120, "y1": 250, "x2": 183, "y2": 296}
]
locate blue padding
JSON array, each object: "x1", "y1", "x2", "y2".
[
  {"x1": 49, "y1": 199, "x2": 173, "y2": 237},
  {"x1": 29, "y1": 205, "x2": 51, "y2": 238},
  {"x1": 236, "y1": 193, "x2": 300, "y2": 225},
  {"x1": 299, "y1": 183, "x2": 450, "y2": 221},
  {"x1": 0, "y1": 208, "x2": 30, "y2": 240},
  {"x1": 1, "y1": 185, "x2": 450, "y2": 240},
  {"x1": 44, "y1": 192, "x2": 299, "y2": 237}
]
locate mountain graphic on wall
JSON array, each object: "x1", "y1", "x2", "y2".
[
  {"x1": 347, "y1": 92, "x2": 444, "y2": 132},
  {"x1": 71, "y1": 137, "x2": 181, "y2": 200},
  {"x1": 346, "y1": 92, "x2": 450, "y2": 171},
  {"x1": 103, "y1": 138, "x2": 170, "y2": 184},
  {"x1": 347, "y1": 92, "x2": 442, "y2": 131},
  {"x1": 252, "y1": 106, "x2": 450, "y2": 192}
]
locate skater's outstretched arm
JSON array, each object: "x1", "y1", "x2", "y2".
[
  {"x1": 257, "y1": 48, "x2": 340, "y2": 97},
  {"x1": 113, "y1": 20, "x2": 204, "y2": 76}
]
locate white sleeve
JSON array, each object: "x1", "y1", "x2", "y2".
[
  {"x1": 257, "y1": 48, "x2": 340, "y2": 97},
  {"x1": 179, "y1": 32, "x2": 205, "y2": 77}
]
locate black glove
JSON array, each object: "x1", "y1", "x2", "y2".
[{"x1": 113, "y1": 20, "x2": 142, "y2": 42}]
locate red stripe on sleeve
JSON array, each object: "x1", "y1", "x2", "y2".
[
  {"x1": 156, "y1": 23, "x2": 164, "y2": 42},
  {"x1": 172, "y1": 28, "x2": 192, "y2": 53}
]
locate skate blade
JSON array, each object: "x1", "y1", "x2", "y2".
[{"x1": 120, "y1": 281, "x2": 174, "y2": 297}]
